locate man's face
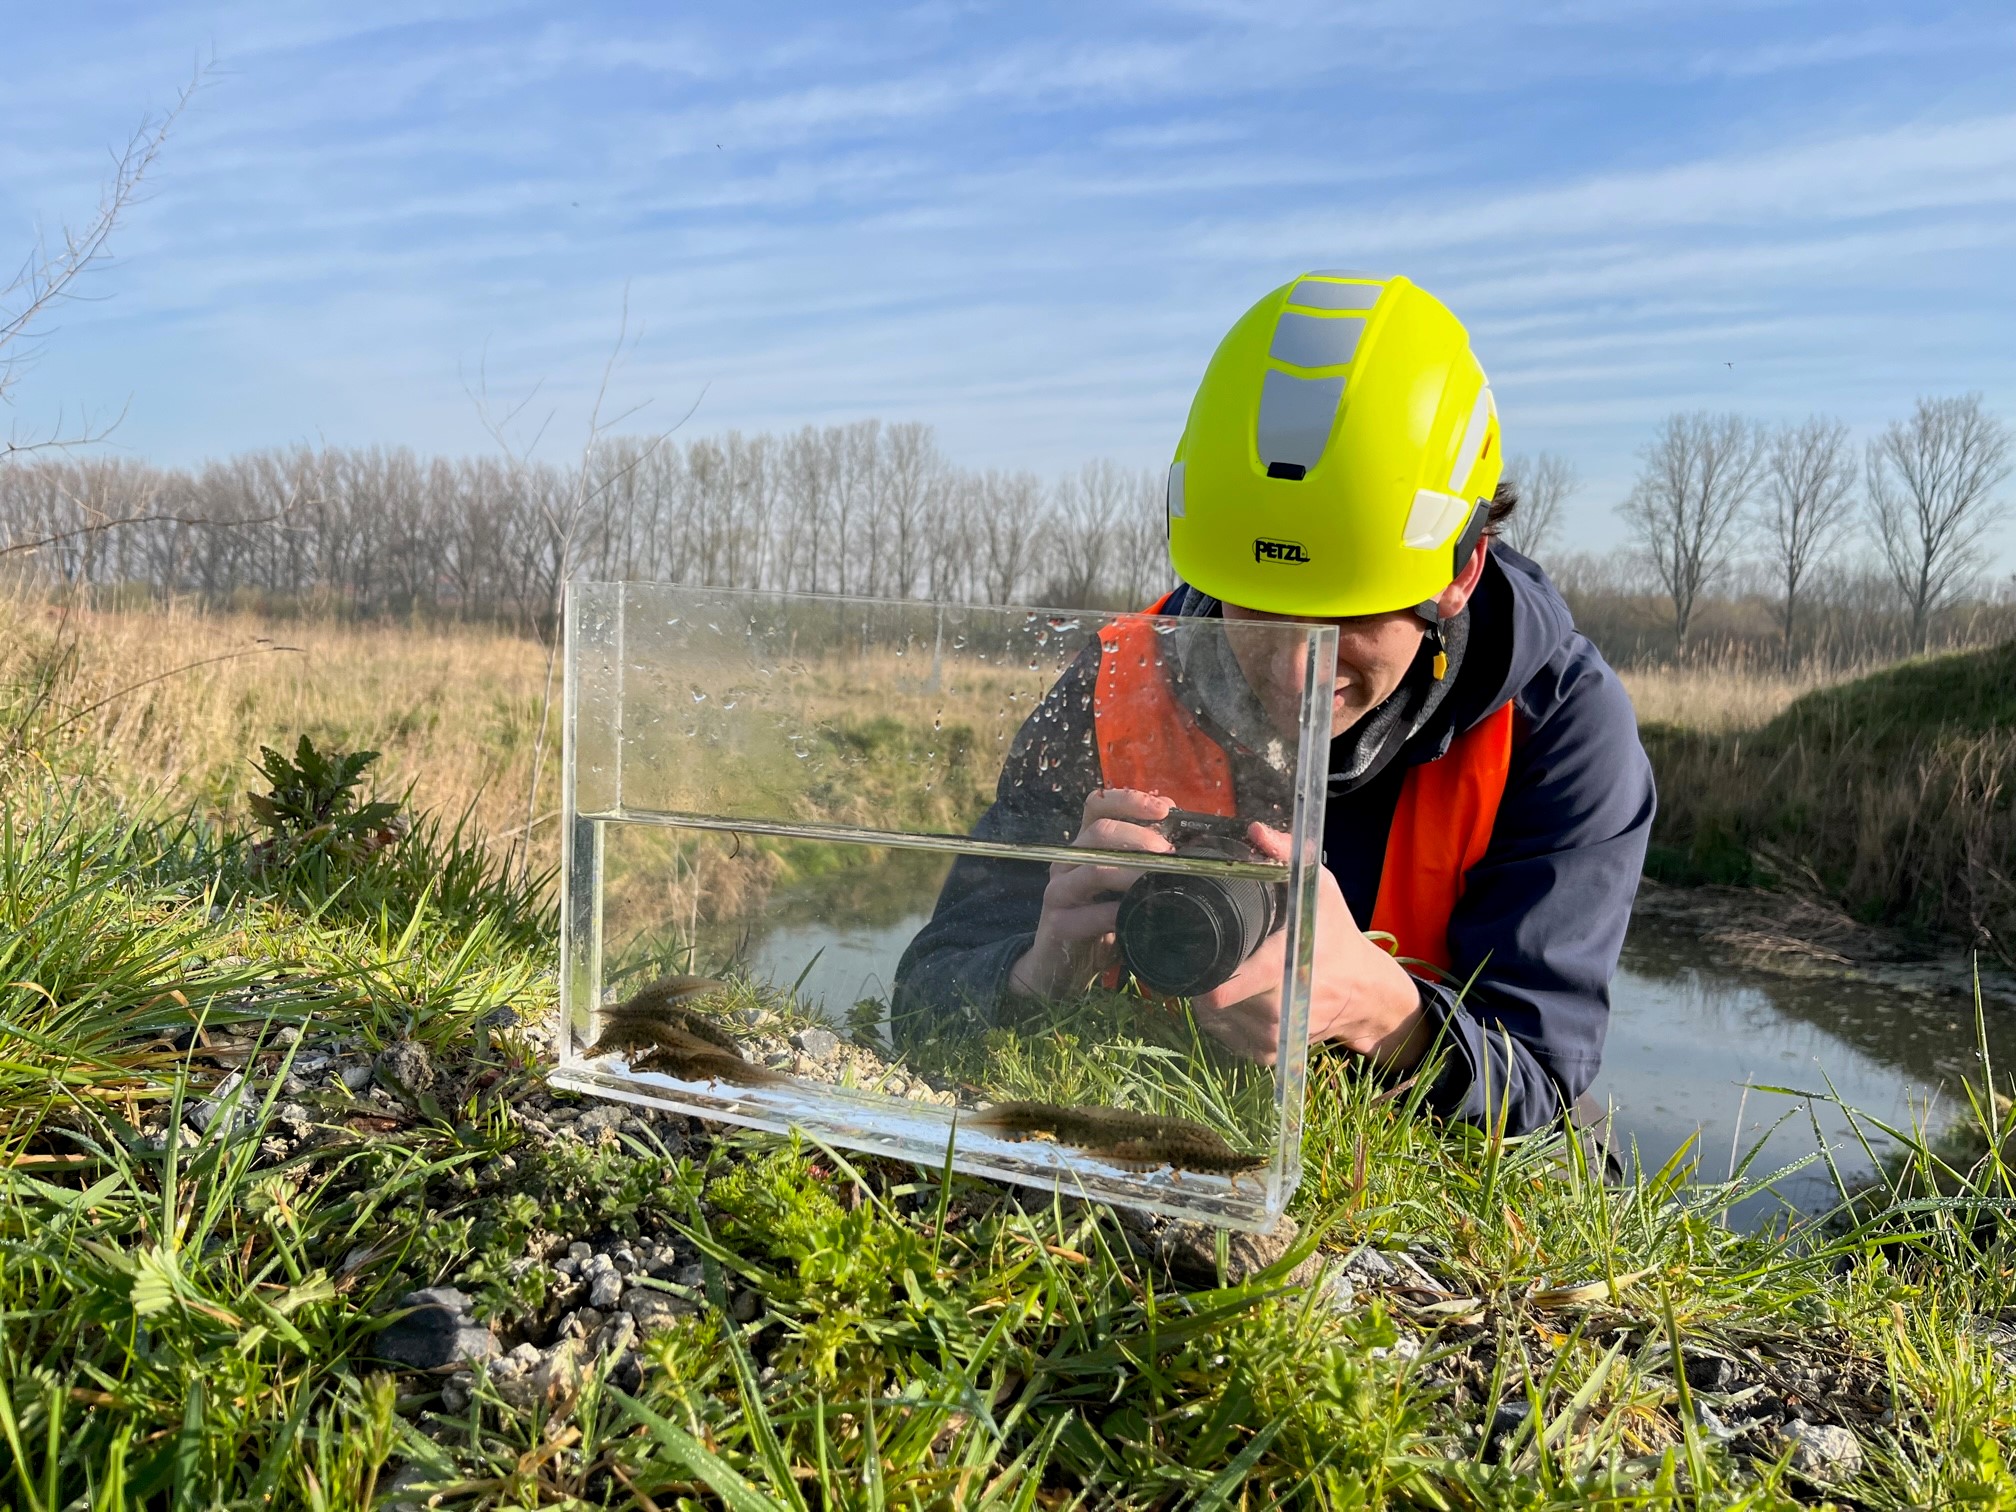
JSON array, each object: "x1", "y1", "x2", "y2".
[{"x1": 1221, "y1": 602, "x2": 1428, "y2": 740}]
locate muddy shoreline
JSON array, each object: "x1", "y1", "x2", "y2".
[{"x1": 1630, "y1": 878, "x2": 2016, "y2": 1009}]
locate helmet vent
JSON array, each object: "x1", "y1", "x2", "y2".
[{"x1": 1265, "y1": 461, "x2": 1306, "y2": 481}]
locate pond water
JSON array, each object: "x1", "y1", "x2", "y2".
[
  {"x1": 716, "y1": 893, "x2": 2015, "y2": 1225},
  {"x1": 1593, "y1": 918, "x2": 2016, "y2": 1224}
]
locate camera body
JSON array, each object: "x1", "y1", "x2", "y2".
[{"x1": 1114, "y1": 808, "x2": 1288, "y2": 998}]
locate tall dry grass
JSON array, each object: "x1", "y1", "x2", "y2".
[
  {"x1": 0, "y1": 597, "x2": 1050, "y2": 889},
  {"x1": 1, "y1": 597, "x2": 559, "y2": 862},
  {"x1": 19, "y1": 597, "x2": 2002, "y2": 961},
  {"x1": 4, "y1": 596, "x2": 1912, "y2": 807},
  {"x1": 1640, "y1": 639, "x2": 2016, "y2": 962},
  {"x1": 1617, "y1": 659, "x2": 1867, "y2": 733}
]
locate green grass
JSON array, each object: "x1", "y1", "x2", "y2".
[
  {"x1": 898, "y1": 989, "x2": 1282, "y2": 1153},
  {"x1": 2, "y1": 769, "x2": 2015, "y2": 1505}
]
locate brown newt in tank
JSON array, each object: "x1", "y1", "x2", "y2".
[
  {"x1": 595, "y1": 975, "x2": 746, "y2": 1053},
  {"x1": 967, "y1": 1100, "x2": 1265, "y2": 1183},
  {"x1": 586, "y1": 975, "x2": 787, "y2": 1088}
]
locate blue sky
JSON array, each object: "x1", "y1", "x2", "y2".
[{"x1": 5, "y1": 0, "x2": 2016, "y2": 553}]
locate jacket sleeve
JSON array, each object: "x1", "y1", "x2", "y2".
[
  {"x1": 890, "y1": 652, "x2": 1103, "y2": 1032},
  {"x1": 1412, "y1": 642, "x2": 1654, "y2": 1134}
]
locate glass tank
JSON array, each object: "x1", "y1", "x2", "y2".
[{"x1": 554, "y1": 583, "x2": 1338, "y2": 1231}]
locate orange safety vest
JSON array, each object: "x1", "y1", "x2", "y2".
[{"x1": 1092, "y1": 599, "x2": 1514, "y2": 974}]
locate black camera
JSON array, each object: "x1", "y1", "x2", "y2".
[{"x1": 1114, "y1": 809, "x2": 1288, "y2": 998}]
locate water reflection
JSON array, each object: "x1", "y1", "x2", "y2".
[
  {"x1": 1594, "y1": 918, "x2": 2016, "y2": 1223},
  {"x1": 719, "y1": 894, "x2": 2013, "y2": 1224}
]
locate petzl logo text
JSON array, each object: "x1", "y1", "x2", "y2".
[{"x1": 1254, "y1": 537, "x2": 1311, "y2": 564}]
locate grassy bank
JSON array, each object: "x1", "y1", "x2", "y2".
[
  {"x1": 2, "y1": 783, "x2": 2015, "y2": 1507},
  {"x1": 7, "y1": 597, "x2": 2016, "y2": 1503},
  {"x1": 1642, "y1": 640, "x2": 2016, "y2": 964}
]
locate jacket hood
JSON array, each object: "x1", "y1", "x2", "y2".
[{"x1": 1437, "y1": 542, "x2": 1577, "y2": 735}]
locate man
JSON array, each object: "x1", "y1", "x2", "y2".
[{"x1": 895, "y1": 272, "x2": 1654, "y2": 1136}]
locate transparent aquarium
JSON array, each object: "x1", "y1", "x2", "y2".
[{"x1": 554, "y1": 583, "x2": 1338, "y2": 1231}]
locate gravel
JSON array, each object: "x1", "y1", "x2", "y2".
[
  {"x1": 1779, "y1": 1420, "x2": 1863, "y2": 1482},
  {"x1": 623, "y1": 1287, "x2": 694, "y2": 1331},
  {"x1": 186, "y1": 1071, "x2": 253, "y2": 1135},
  {"x1": 1151, "y1": 1214, "x2": 1323, "y2": 1289},
  {"x1": 572, "y1": 1105, "x2": 628, "y2": 1141},
  {"x1": 790, "y1": 1027, "x2": 842, "y2": 1063},
  {"x1": 374, "y1": 1287, "x2": 498, "y2": 1370},
  {"x1": 1483, "y1": 1400, "x2": 1532, "y2": 1463},
  {"x1": 375, "y1": 1039, "x2": 436, "y2": 1095}
]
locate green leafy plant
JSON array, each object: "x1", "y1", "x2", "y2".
[{"x1": 246, "y1": 734, "x2": 407, "y2": 869}]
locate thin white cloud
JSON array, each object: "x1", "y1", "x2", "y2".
[{"x1": 1193, "y1": 110, "x2": 2016, "y2": 261}]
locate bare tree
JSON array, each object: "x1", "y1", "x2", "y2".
[
  {"x1": 977, "y1": 470, "x2": 1042, "y2": 604},
  {"x1": 1619, "y1": 412, "x2": 1766, "y2": 649},
  {"x1": 1109, "y1": 466, "x2": 1170, "y2": 608},
  {"x1": 3, "y1": 75, "x2": 202, "y2": 460},
  {"x1": 881, "y1": 421, "x2": 944, "y2": 600},
  {"x1": 1500, "y1": 452, "x2": 1577, "y2": 558},
  {"x1": 1755, "y1": 417, "x2": 1855, "y2": 665},
  {"x1": 1866, "y1": 394, "x2": 2013, "y2": 653},
  {"x1": 1049, "y1": 458, "x2": 1129, "y2": 606}
]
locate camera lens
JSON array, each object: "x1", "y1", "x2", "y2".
[{"x1": 1116, "y1": 872, "x2": 1284, "y2": 997}]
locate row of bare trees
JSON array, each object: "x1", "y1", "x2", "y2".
[
  {"x1": 4, "y1": 404, "x2": 2008, "y2": 667},
  {"x1": 0, "y1": 424, "x2": 1170, "y2": 629},
  {"x1": 1608, "y1": 397, "x2": 2013, "y2": 655}
]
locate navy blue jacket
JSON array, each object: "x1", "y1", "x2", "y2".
[{"x1": 893, "y1": 546, "x2": 1654, "y2": 1136}]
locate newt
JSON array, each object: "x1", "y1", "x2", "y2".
[
  {"x1": 967, "y1": 1099, "x2": 1265, "y2": 1182},
  {"x1": 586, "y1": 975, "x2": 786, "y2": 1088},
  {"x1": 595, "y1": 974, "x2": 746, "y2": 1055}
]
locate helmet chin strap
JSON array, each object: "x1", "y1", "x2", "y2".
[{"x1": 1415, "y1": 609, "x2": 1450, "y2": 682}]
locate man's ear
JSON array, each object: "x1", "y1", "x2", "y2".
[{"x1": 1434, "y1": 536, "x2": 1490, "y2": 619}]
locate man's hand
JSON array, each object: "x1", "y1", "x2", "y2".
[
  {"x1": 1189, "y1": 823, "x2": 1434, "y2": 1071},
  {"x1": 1006, "y1": 788, "x2": 1175, "y2": 1000}
]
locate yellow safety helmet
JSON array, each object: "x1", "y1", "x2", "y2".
[{"x1": 1165, "y1": 272, "x2": 1502, "y2": 618}]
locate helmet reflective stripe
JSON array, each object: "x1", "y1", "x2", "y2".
[
  {"x1": 1256, "y1": 371, "x2": 1345, "y2": 471},
  {"x1": 1166, "y1": 461, "x2": 1186, "y2": 519},
  {"x1": 1287, "y1": 279, "x2": 1383, "y2": 311},
  {"x1": 1268, "y1": 311, "x2": 1365, "y2": 370},
  {"x1": 1403, "y1": 489, "x2": 1472, "y2": 549},
  {"x1": 1448, "y1": 384, "x2": 1493, "y2": 492}
]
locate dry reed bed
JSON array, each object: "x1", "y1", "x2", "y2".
[
  {"x1": 3, "y1": 599, "x2": 555, "y2": 851},
  {"x1": 1616, "y1": 661, "x2": 1864, "y2": 733},
  {"x1": 2, "y1": 601, "x2": 1078, "y2": 886},
  {"x1": 7, "y1": 597, "x2": 1864, "y2": 824}
]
